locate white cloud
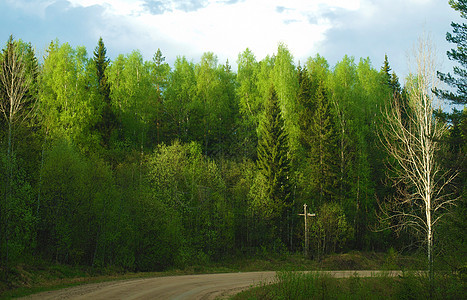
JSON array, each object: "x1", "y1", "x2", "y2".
[{"x1": 64, "y1": 0, "x2": 361, "y2": 62}]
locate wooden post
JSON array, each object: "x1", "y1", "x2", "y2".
[{"x1": 298, "y1": 204, "x2": 315, "y2": 257}]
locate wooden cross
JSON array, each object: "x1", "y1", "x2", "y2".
[{"x1": 298, "y1": 204, "x2": 315, "y2": 257}]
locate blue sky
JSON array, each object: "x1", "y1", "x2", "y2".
[{"x1": 0, "y1": 0, "x2": 461, "y2": 81}]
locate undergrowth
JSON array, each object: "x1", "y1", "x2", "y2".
[{"x1": 233, "y1": 271, "x2": 466, "y2": 300}]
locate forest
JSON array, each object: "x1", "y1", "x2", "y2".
[{"x1": 0, "y1": 22, "x2": 465, "y2": 279}]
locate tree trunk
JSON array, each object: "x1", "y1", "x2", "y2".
[{"x1": 426, "y1": 195, "x2": 434, "y2": 294}]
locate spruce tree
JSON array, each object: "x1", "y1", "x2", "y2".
[
  {"x1": 381, "y1": 54, "x2": 392, "y2": 86},
  {"x1": 390, "y1": 72, "x2": 402, "y2": 95},
  {"x1": 256, "y1": 85, "x2": 292, "y2": 242},
  {"x1": 93, "y1": 37, "x2": 115, "y2": 148},
  {"x1": 309, "y1": 82, "x2": 337, "y2": 206},
  {"x1": 381, "y1": 54, "x2": 403, "y2": 96},
  {"x1": 380, "y1": 55, "x2": 408, "y2": 124},
  {"x1": 297, "y1": 67, "x2": 337, "y2": 207}
]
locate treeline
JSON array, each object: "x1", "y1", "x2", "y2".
[{"x1": 0, "y1": 36, "x2": 464, "y2": 272}]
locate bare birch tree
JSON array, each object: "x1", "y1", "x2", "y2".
[
  {"x1": 0, "y1": 37, "x2": 35, "y2": 156},
  {"x1": 380, "y1": 37, "x2": 457, "y2": 284}
]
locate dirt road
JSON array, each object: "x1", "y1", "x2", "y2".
[{"x1": 21, "y1": 270, "x2": 401, "y2": 299}]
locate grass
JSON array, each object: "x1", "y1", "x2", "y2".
[
  {"x1": 0, "y1": 263, "x2": 158, "y2": 299},
  {"x1": 0, "y1": 251, "x2": 431, "y2": 298},
  {"x1": 232, "y1": 271, "x2": 466, "y2": 300}
]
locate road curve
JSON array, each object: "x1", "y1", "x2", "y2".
[{"x1": 20, "y1": 270, "x2": 402, "y2": 300}]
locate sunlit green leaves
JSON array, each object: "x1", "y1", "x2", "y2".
[{"x1": 39, "y1": 41, "x2": 100, "y2": 152}]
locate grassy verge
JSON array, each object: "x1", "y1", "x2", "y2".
[
  {"x1": 233, "y1": 271, "x2": 466, "y2": 300},
  {"x1": 0, "y1": 263, "x2": 158, "y2": 299},
  {"x1": 0, "y1": 251, "x2": 425, "y2": 298}
]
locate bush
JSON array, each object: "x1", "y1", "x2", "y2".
[{"x1": 309, "y1": 202, "x2": 354, "y2": 258}]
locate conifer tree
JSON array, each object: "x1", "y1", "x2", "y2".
[
  {"x1": 381, "y1": 54, "x2": 403, "y2": 96},
  {"x1": 93, "y1": 37, "x2": 115, "y2": 148},
  {"x1": 151, "y1": 48, "x2": 170, "y2": 145},
  {"x1": 255, "y1": 85, "x2": 292, "y2": 243},
  {"x1": 381, "y1": 54, "x2": 392, "y2": 86},
  {"x1": 298, "y1": 65, "x2": 337, "y2": 207},
  {"x1": 436, "y1": 0, "x2": 467, "y2": 105},
  {"x1": 390, "y1": 72, "x2": 402, "y2": 95},
  {"x1": 380, "y1": 55, "x2": 409, "y2": 126},
  {"x1": 309, "y1": 82, "x2": 337, "y2": 206}
]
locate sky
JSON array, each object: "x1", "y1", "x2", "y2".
[{"x1": 0, "y1": 0, "x2": 461, "y2": 82}]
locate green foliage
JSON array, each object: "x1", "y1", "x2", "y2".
[
  {"x1": 237, "y1": 48, "x2": 261, "y2": 120},
  {"x1": 251, "y1": 86, "x2": 292, "y2": 250},
  {"x1": 434, "y1": 2, "x2": 467, "y2": 275},
  {"x1": 436, "y1": 0, "x2": 467, "y2": 105},
  {"x1": 0, "y1": 153, "x2": 37, "y2": 264},
  {"x1": 149, "y1": 48, "x2": 170, "y2": 145},
  {"x1": 93, "y1": 37, "x2": 116, "y2": 148},
  {"x1": 163, "y1": 56, "x2": 197, "y2": 143},
  {"x1": 309, "y1": 202, "x2": 354, "y2": 258},
  {"x1": 307, "y1": 79, "x2": 337, "y2": 206},
  {"x1": 38, "y1": 139, "x2": 92, "y2": 264},
  {"x1": 106, "y1": 51, "x2": 156, "y2": 150},
  {"x1": 219, "y1": 158, "x2": 256, "y2": 253},
  {"x1": 297, "y1": 65, "x2": 315, "y2": 154},
  {"x1": 147, "y1": 141, "x2": 234, "y2": 264},
  {"x1": 272, "y1": 43, "x2": 299, "y2": 154},
  {"x1": 0, "y1": 37, "x2": 39, "y2": 276},
  {"x1": 192, "y1": 53, "x2": 238, "y2": 156},
  {"x1": 296, "y1": 56, "x2": 336, "y2": 208},
  {"x1": 253, "y1": 86, "x2": 291, "y2": 220},
  {"x1": 39, "y1": 41, "x2": 101, "y2": 153}
]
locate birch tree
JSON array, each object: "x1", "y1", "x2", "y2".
[
  {"x1": 380, "y1": 37, "x2": 457, "y2": 285},
  {"x1": 0, "y1": 36, "x2": 35, "y2": 160}
]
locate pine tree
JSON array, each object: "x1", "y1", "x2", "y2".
[
  {"x1": 256, "y1": 85, "x2": 292, "y2": 242},
  {"x1": 436, "y1": 0, "x2": 467, "y2": 105},
  {"x1": 93, "y1": 37, "x2": 115, "y2": 148}
]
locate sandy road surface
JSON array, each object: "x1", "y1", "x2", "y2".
[{"x1": 21, "y1": 270, "x2": 402, "y2": 300}]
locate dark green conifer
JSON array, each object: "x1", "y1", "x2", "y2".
[
  {"x1": 436, "y1": 0, "x2": 467, "y2": 105},
  {"x1": 257, "y1": 85, "x2": 292, "y2": 219},
  {"x1": 390, "y1": 72, "x2": 402, "y2": 95},
  {"x1": 381, "y1": 54, "x2": 392, "y2": 86},
  {"x1": 93, "y1": 37, "x2": 115, "y2": 148},
  {"x1": 309, "y1": 81, "x2": 337, "y2": 205}
]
